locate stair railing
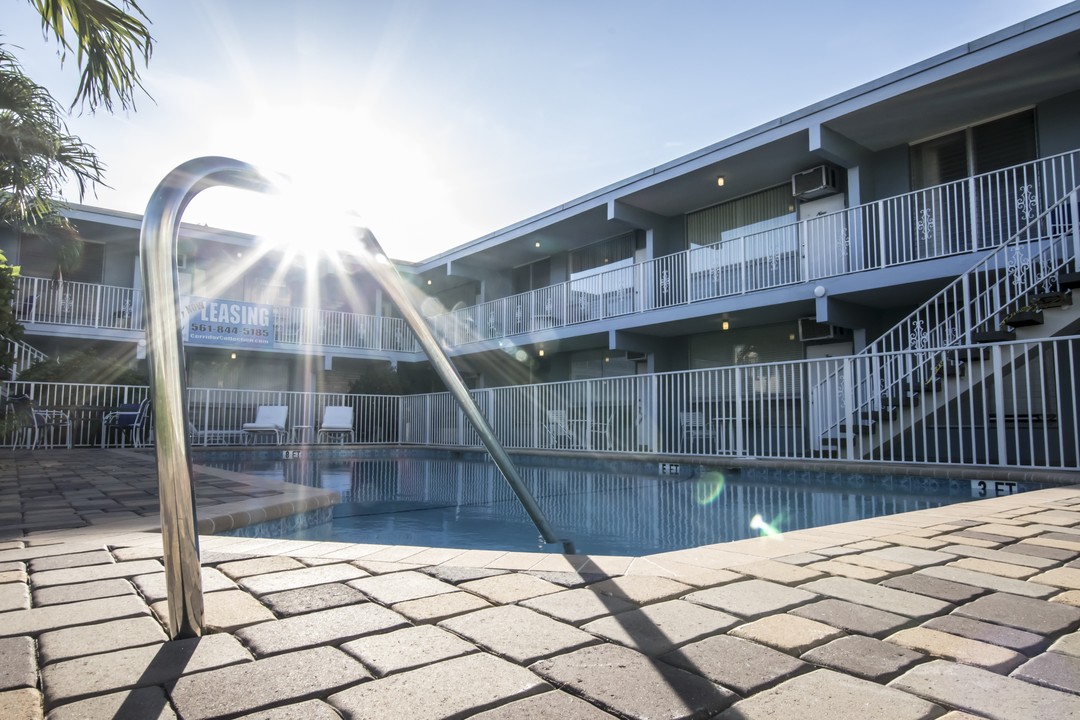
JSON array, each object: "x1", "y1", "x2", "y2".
[{"x1": 813, "y1": 188, "x2": 1079, "y2": 452}]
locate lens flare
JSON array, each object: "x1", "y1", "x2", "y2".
[
  {"x1": 694, "y1": 473, "x2": 726, "y2": 505},
  {"x1": 750, "y1": 513, "x2": 784, "y2": 538}
]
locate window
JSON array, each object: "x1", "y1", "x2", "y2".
[
  {"x1": 569, "y1": 233, "x2": 635, "y2": 277},
  {"x1": 18, "y1": 237, "x2": 105, "y2": 283},
  {"x1": 512, "y1": 258, "x2": 550, "y2": 293},
  {"x1": 911, "y1": 110, "x2": 1036, "y2": 189},
  {"x1": 687, "y1": 184, "x2": 796, "y2": 249}
]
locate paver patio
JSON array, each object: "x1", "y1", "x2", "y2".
[{"x1": 1, "y1": 448, "x2": 1079, "y2": 719}]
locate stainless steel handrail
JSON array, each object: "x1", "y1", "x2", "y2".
[{"x1": 141, "y1": 157, "x2": 570, "y2": 639}]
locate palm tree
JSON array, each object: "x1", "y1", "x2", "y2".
[
  {"x1": 1, "y1": 0, "x2": 153, "y2": 369},
  {"x1": 28, "y1": 0, "x2": 154, "y2": 113}
]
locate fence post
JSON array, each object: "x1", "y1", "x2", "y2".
[
  {"x1": 843, "y1": 358, "x2": 856, "y2": 461},
  {"x1": 992, "y1": 344, "x2": 1008, "y2": 467}
]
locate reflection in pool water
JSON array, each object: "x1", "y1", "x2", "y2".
[{"x1": 204, "y1": 452, "x2": 993, "y2": 556}]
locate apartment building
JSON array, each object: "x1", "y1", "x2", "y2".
[{"x1": 4, "y1": 3, "x2": 1080, "y2": 467}]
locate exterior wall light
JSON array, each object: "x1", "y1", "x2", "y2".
[
  {"x1": 717, "y1": 176, "x2": 725, "y2": 187},
  {"x1": 230, "y1": 352, "x2": 236, "y2": 359},
  {"x1": 538, "y1": 349, "x2": 544, "y2": 357},
  {"x1": 535, "y1": 241, "x2": 541, "y2": 248},
  {"x1": 722, "y1": 320, "x2": 730, "y2": 331},
  {"x1": 426, "y1": 279, "x2": 432, "y2": 285}
]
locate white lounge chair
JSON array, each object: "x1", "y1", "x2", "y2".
[
  {"x1": 242, "y1": 405, "x2": 289, "y2": 444},
  {"x1": 317, "y1": 405, "x2": 355, "y2": 444}
]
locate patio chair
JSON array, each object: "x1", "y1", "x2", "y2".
[
  {"x1": 241, "y1": 405, "x2": 289, "y2": 445},
  {"x1": 679, "y1": 411, "x2": 712, "y2": 453},
  {"x1": 101, "y1": 398, "x2": 152, "y2": 448},
  {"x1": 317, "y1": 405, "x2": 355, "y2": 444},
  {"x1": 544, "y1": 410, "x2": 581, "y2": 448},
  {"x1": 6, "y1": 394, "x2": 71, "y2": 450},
  {"x1": 589, "y1": 409, "x2": 615, "y2": 450}
]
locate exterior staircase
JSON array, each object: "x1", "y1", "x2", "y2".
[
  {"x1": 815, "y1": 187, "x2": 1080, "y2": 462},
  {"x1": 1, "y1": 335, "x2": 48, "y2": 381}
]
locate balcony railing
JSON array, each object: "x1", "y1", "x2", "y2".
[
  {"x1": 13, "y1": 278, "x2": 421, "y2": 354},
  {"x1": 7, "y1": 334, "x2": 1078, "y2": 471},
  {"x1": 432, "y1": 150, "x2": 1080, "y2": 347}
]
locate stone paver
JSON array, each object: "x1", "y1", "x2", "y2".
[
  {"x1": 29, "y1": 559, "x2": 163, "y2": 588},
  {"x1": 1030, "y1": 567, "x2": 1080, "y2": 590},
  {"x1": 0, "y1": 688, "x2": 43, "y2": 720},
  {"x1": 582, "y1": 575, "x2": 694, "y2": 605},
  {"x1": 727, "y1": 559, "x2": 824, "y2": 585},
  {"x1": 520, "y1": 587, "x2": 637, "y2": 625},
  {"x1": 47, "y1": 686, "x2": 176, "y2": 720},
  {"x1": 917, "y1": 566, "x2": 1058, "y2": 598},
  {"x1": 41, "y1": 634, "x2": 252, "y2": 705},
  {"x1": 391, "y1": 590, "x2": 493, "y2": 623},
  {"x1": 169, "y1": 646, "x2": 368, "y2": 720},
  {"x1": 0, "y1": 595, "x2": 148, "y2": 638},
  {"x1": 132, "y1": 568, "x2": 237, "y2": 603},
  {"x1": 151, "y1": 588, "x2": 276, "y2": 632},
  {"x1": 0, "y1": 582, "x2": 29, "y2": 612},
  {"x1": 1002, "y1": 542, "x2": 1077, "y2": 561},
  {"x1": 439, "y1": 604, "x2": 598, "y2": 664},
  {"x1": 923, "y1": 614, "x2": 1046, "y2": 654},
  {"x1": 458, "y1": 573, "x2": 563, "y2": 604},
  {"x1": 330, "y1": 652, "x2": 548, "y2": 720},
  {"x1": 941, "y1": 543, "x2": 1059, "y2": 569},
  {"x1": 718, "y1": 669, "x2": 942, "y2": 720},
  {"x1": 1053, "y1": 590, "x2": 1080, "y2": 607},
  {"x1": 531, "y1": 643, "x2": 736, "y2": 719},
  {"x1": 953, "y1": 592, "x2": 1080, "y2": 635},
  {"x1": 790, "y1": 598, "x2": 912, "y2": 637},
  {"x1": 1010, "y1": 652, "x2": 1080, "y2": 695},
  {"x1": 807, "y1": 559, "x2": 889, "y2": 581},
  {"x1": 340, "y1": 624, "x2": 477, "y2": 676},
  {"x1": 1050, "y1": 632, "x2": 1080, "y2": 657},
  {"x1": 662, "y1": 634, "x2": 810, "y2": 695},
  {"x1": 581, "y1": 599, "x2": 739, "y2": 656},
  {"x1": 890, "y1": 659, "x2": 1080, "y2": 720},
  {"x1": 215, "y1": 555, "x2": 306, "y2": 580},
  {"x1": 32, "y1": 578, "x2": 135, "y2": 607},
  {"x1": 887, "y1": 627, "x2": 1026, "y2": 673},
  {"x1": 469, "y1": 690, "x2": 616, "y2": 719},
  {"x1": 800, "y1": 635, "x2": 925, "y2": 682},
  {"x1": 235, "y1": 603, "x2": 409, "y2": 657},
  {"x1": 730, "y1": 613, "x2": 845, "y2": 654},
  {"x1": 685, "y1": 579, "x2": 817, "y2": 619},
  {"x1": 879, "y1": 573, "x2": 988, "y2": 604},
  {"x1": 233, "y1": 699, "x2": 343, "y2": 719},
  {"x1": 348, "y1": 570, "x2": 458, "y2": 605},
  {"x1": 949, "y1": 557, "x2": 1039, "y2": 579},
  {"x1": 863, "y1": 546, "x2": 957, "y2": 567},
  {"x1": 238, "y1": 564, "x2": 368, "y2": 595},
  {"x1": 38, "y1": 616, "x2": 167, "y2": 665},
  {"x1": 0, "y1": 637, "x2": 36, "y2": 690},
  {"x1": 258, "y1": 582, "x2": 365, "y2": 616},
  {"x1": 798, "y1": 577, "x2": 953, "y2": 620}
]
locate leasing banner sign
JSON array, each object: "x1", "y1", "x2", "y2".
[{"x1": 182, "y1": 297, "x2": 275, "y2": 348}]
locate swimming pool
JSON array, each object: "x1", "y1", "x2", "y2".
[{"x1": 201, "y1": 449, "x2": 1035, "y2": 555}]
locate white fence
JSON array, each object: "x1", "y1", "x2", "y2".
[{"x1": 6, "y1": 335, "x2": 1078, "y2": 471}]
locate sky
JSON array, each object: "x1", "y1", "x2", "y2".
[{"x1": 4, "y1": 0, "x2": 1074, "y2": 261}]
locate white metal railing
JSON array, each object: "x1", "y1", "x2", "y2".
[
  {"x1": 13, "y1": 277, "x2": 421, "y2": 354},
  {"x1": 808, "y1": 187, "x2": 1079, "y2": 451},
  {"x1": 431, "y1": 150, "x2": 1080, "y2": 347},
  {"x1": 5, "y1": 335, "x2": 1078, "y2": 470},
  {"x1": 2, "y1": 335, "x2": 48, "y2": 380},
  {"x1": 14, "y1": 276, "x2": 143, "y2": 330}
]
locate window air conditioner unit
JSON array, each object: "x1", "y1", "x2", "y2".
[
  {"x1": 792, "y1": 165, "x2": 841, "y2": 200},
  {"x1": 798, "y1": 317, "x2": 840, "y2": 341}
]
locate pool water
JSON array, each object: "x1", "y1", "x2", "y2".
[{"x1": 203, "y1": 451, "x2": 1017, "y2": 556}]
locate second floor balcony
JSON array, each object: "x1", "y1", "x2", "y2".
[{"x1": 13, "y1": 150, "x2": 1080, "y2": 358}]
